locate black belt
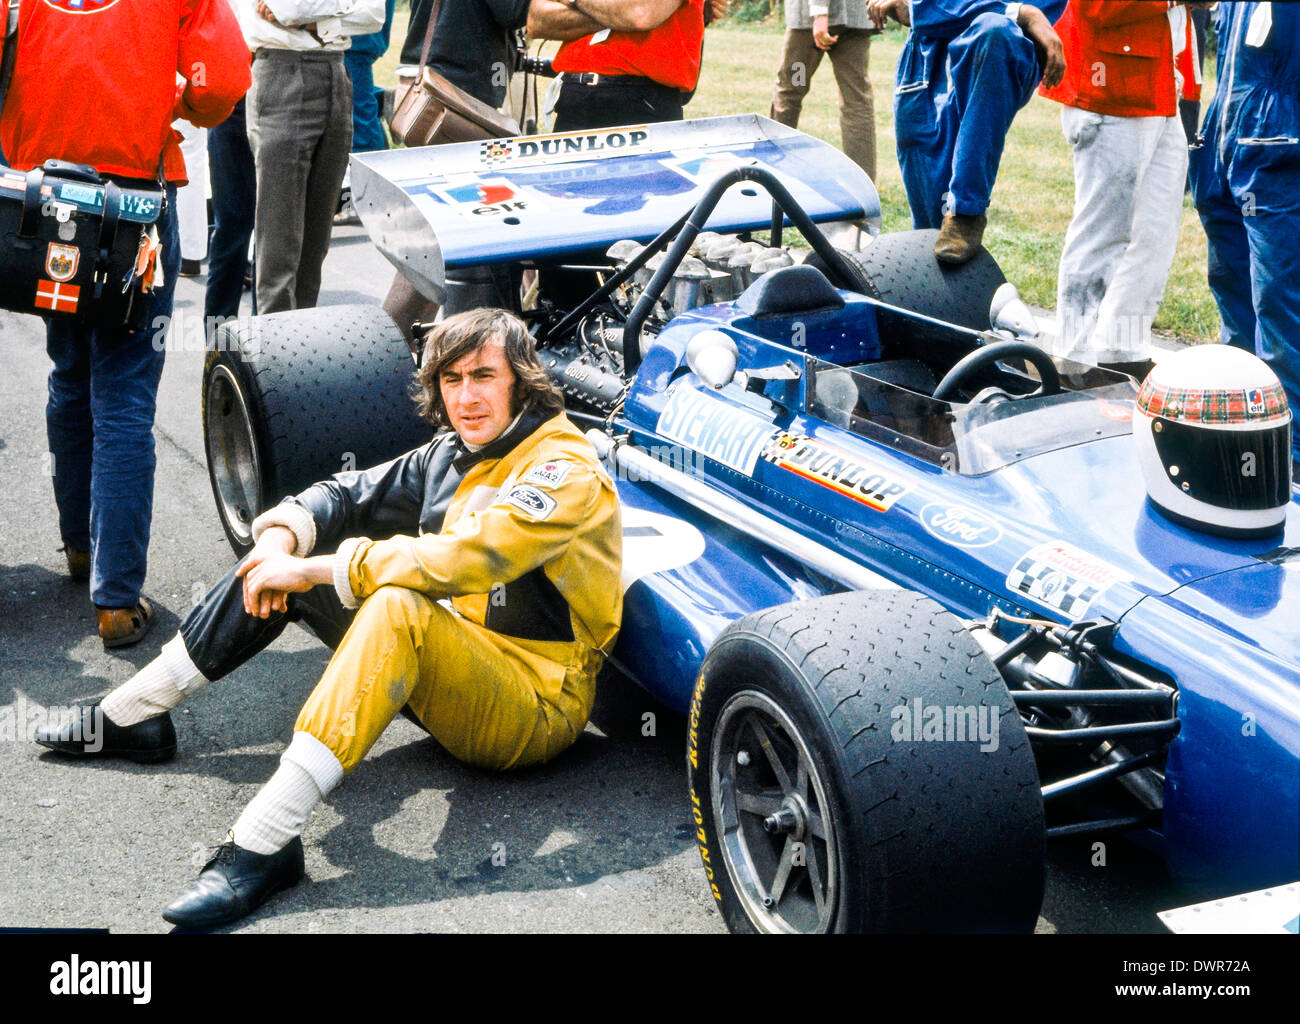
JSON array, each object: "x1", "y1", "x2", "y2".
[
  {"x1": 560, "y1": 71, "x2": 677, "y2": 92},
  {"x1": 253, "y1": 48, "x2": 344, "y2": 62}
]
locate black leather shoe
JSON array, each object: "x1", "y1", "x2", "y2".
[
  {"x1": 34, "y1": 702, "x2": 176, "y2": 764},
  {"x1": 163, "y1": 834, "x2": 305, "y2": 929}
]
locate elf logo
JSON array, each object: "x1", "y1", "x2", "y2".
[
  {"x1": 441, "y1": 179, "x2": 528, "y2": 217},
  {"x1": 446, "y1": 182, "x2": 517, "y2": 206},
  {"x1": 50, "y1": 956, "x2": 151, "y2": 1004}
]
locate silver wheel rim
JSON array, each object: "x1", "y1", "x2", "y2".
[
  {"x1": 710, "y1": 690, "x2": 840, "y2": 933},
  {"x1": 204, "y1": 364, "x2": 263, "y2": 548}
]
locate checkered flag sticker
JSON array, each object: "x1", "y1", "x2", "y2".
[
  {"x1": 1006, "y1": 556, "x2": 1099, "y2": 619},
  {"x1": 480, "y1": 140, "x2": 514, "y2": 167}
]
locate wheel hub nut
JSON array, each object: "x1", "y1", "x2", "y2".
[{"x1": 763, "y1": 807, "x2": 799, "y2": 835}]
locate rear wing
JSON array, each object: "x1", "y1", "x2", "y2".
[{"x1": 350, "y1": 114, "x2": 880, "y2": 304}]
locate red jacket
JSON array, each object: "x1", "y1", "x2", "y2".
[
  {"x1": 552, "y1": 0, "x2": 705, "y2": 93},
  {"x1": 1, "y1": 0, "x2": 250, "y2": 184},
  {"x1": 1041, "y1": 1, "x2": 1201, "y2": 117}
]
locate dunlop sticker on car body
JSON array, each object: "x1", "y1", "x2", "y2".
[
  {"x1": 761, "y1": 432, "x2": 909, "y2": 512},
  {"x1": 1005, "y1": 541, "x2": 1125, "y2": 619},
  {"x1": 655, "y1": 385, "x2": 772, "y2": 475}
]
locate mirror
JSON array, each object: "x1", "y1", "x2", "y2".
[
  {"x1": 989, "y1": 282, "x2": 1041, "y2": 342},
  {"x1": 685, "y1": 330, "x2": 739, "y2": 390}
]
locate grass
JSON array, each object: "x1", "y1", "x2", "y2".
[{"x1": 375, "y1": 12, "x2": 1219, "y2": 341}]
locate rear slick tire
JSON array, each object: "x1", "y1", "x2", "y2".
[{"x1": 202, "y1": 305, "x2": 430, "y2": 554}]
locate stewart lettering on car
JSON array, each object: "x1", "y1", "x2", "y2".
[
  {"x1": 203, "y1": 115, "x2": 1299, "y2": 932},
  {"x1": 655, "y1": 385, "x2": 772, "y2": 475}
]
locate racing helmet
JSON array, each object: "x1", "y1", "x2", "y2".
[{"x1": 1133, "y1": 346, "x2": 1292, "y2": 538}]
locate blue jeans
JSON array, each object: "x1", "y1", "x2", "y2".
[
  {"x1": 45, "y1": 184, "x2": 180, "y2": 608},
  {"x1": 205, "y1": 97, "x2": 256, "y2": 322}
]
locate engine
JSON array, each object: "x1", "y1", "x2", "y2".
[{"x1": 540, "y1": 232, "x2": 795, "y2": 415}]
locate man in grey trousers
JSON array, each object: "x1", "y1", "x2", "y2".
[
  {"x1": 770, "y1": 1, "x2": 879, "y2": 181},
  {"x1": 239, "y1": 0, "x2": 386, "y2": 314}
]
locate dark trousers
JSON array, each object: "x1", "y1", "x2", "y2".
[
  {"x1": 552, "y1": 75, "x2": 685, "y2": 132},
  {"x1": 205, "y1": 97, "x2": 257, "y2": 323},
  {"x1": 247, "y1": 49, "x2": 353, "y2": 313},
  {"x1": 179, "y1": 562, "x2": 355, "y2": 682}
]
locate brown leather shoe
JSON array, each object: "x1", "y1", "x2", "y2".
[
  {"x1": 64, "y1": 548, "x2": 91, "y2": 581},
  {"x1": 96, "y1": 597, "x2": 154, "y2": 649},
  {"x1": 934, "y1": 213, "x2": 988, "y2": 264}
]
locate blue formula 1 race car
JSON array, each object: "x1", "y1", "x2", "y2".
[{"x1": 200, "y1": 116, "x2": 1300, "y2": 934}]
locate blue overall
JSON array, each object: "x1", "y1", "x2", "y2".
[
  {"x1": 894, "y1": 0, "x2": 1065, "y2": 228},
  {"x1": 1189, "y1": 1, "x2": 1300, "y2": 463},
  {"x1": 344, "y1": 0, "x2": 398, "y2": 152}
]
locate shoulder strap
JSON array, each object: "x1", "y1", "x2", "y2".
[
  {"x1": 0, "y1": 0, "x2": 20, "y2": 122},
  {"x1": 417, "y1": 0, "x2": 446, "y2": 72}
]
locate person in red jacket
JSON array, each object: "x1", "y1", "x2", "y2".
[
  {"x1": 527, "y1": 0, "x2": 706, "y2": 130},
  {"x1": 1, "y1": 0, "x2": 249, "y2": 647},
  {"x1": 1041, "y1": 0, "x2": 1203, "y2": 378}
]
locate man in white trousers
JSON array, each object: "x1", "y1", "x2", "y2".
[
  {"x1": 174, "y1": 119, "x2": 210, "y2": 276},
  {"x1": 1041, "y1": 1, "x2": 1203, "y2": 379}
]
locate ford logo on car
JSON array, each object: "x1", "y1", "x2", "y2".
[{"x1": 920, "y1": 503, "x2": 1002, "y2": 548}]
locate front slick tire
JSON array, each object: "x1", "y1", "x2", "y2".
[{"x1": 687, "y1": 590, "x2": 1044, "y2": 934}]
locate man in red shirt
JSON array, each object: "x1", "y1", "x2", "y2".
[
  {"x1": 1041, "y1": 0, "x2": 1202, "y2": 378},
  {"x1": 1, "y1": 0, "x2": 249, "y2": 647},
  {"x1": 527, "y1": 0, "x2": 705, "y2": 130}
]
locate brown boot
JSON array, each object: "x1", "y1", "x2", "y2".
[
  {"x1": 63, "y1": 547, "x2": 91, "y2": 582},
  {"x1": 934, "y1": 213, "x2": 988, "y2": 264},
  {"x1": 96, "y1": 597, "x2": 154, "y2": 649}
]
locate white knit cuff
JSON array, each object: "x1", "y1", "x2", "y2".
[
  {"x1": 251, "y1": 502, "x2": 317, "y2": 556},
  {"x1": 282, "y1": 730, "x2": 345, "y2": 796},
  {"x1": 333, "y1": 536, "x2": 366, "y2": 609},
  {"x1": 250, "y1": 501, "x2": 317, "y2": 556},
  {"x1": 810, "y1": 4, "x2": 830, "y2": 16}
]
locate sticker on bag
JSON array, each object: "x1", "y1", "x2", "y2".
[
  {"x1": 34, "y1": 279, "x2": 80, "y2": 313},
  {"x1": 45, "y1": 243, "x2": 78, "y2": 283}
]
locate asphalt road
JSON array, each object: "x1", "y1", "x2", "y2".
[{"x1": 0, "y1": 220, "x2": 1194, "y2": 934}]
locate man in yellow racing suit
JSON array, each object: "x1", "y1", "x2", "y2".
[{"x1": 35, "y1": 308, "x2": 622, "y2": 928}]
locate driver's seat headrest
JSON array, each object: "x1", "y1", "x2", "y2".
[{"x1": 736, "y1": 264, "x2": 846, "y2": 318}]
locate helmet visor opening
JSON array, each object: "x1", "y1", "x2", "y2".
[{"x1": 1151, "y1": 418, "x2": 1292, "y2": 511}]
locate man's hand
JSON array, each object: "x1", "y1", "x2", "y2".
[
  {"x1": 256, "y1": 0, "x2": 284, "y2": 26},
  {"x1": 812, "y1": 13, "x2": 838, "y2": 50},
  {"x1": 866, "y1": 0, "x2": 909, "y2": 29},
  {"x1": 235, "y1": 526, "x2": 311, "y2": 619},
  {"x1": 1017, "y1": 4, "x2": 1065, "y2": 89}
]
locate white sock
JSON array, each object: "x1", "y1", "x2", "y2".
[
  {"x1": 100, "y1": 634, "x2": 208, "y2": 726},
  {"x1": 232, "y1": 732, "x2": 344, "y2": 855}
]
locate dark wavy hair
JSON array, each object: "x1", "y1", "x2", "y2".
[{"x1": 412, "y1": 308, "x2": 564, "y2": 431}]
